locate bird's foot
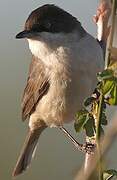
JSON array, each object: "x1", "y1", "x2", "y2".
[
  {"x1": 79, "y1": 142, "x2": 96, "y2": 154},
  {"x1": 59, "y1": 126, "x2": 96, "y2": 154}
]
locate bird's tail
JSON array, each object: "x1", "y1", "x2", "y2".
[{"x1": 12, "y1": 126, "x2": 46, "y2": 177}]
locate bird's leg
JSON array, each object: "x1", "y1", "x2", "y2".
[{"x1": 59, "y1": 126, "x2": 95, "y2": 154}]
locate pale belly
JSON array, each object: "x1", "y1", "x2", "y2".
[{"x1": 30, "y1": 68, "x2": 97, "y2": 127}]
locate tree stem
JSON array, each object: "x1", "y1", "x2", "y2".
[
  {"x1": 95, "y1": 1, "x2": 117, "y2": 179},
  {"x1": 96, "y1": 93, "x2": 104, "y2": 180}
]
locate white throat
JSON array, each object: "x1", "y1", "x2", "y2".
[
  {"x1": 28, "y1": 38, "x2": 51, "y2": 60},
  {"x1": 27, "y1": 31, "x2": 81, "y2": 67}
]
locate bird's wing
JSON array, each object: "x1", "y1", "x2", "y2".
[{"x1": 21, "y1": 56, "x2": 50, "y2": 121}]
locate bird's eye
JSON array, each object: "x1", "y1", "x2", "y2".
[
  {"x1": 31, "y1": 21, "x2": 52, "y2": 33},
  {"x1": 43, "y1": 21, "x2": 51, "y2": 30}
]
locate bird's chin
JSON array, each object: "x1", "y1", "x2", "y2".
[{"x1": 27, "y1": 38, "x2": 45, "y2": 58}]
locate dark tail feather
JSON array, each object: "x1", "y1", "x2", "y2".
[{"x1": 12, "y1": 126, "x2": 46, "y2": 177}]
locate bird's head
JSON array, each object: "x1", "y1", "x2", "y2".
[{"x1": 16, "y1": 4, "x2": 86, "y2": 40}]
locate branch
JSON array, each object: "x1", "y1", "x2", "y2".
[
  {"x1": 75, "y1": 114, "x2": 117, "y2": 180},
  {"x1": 83, "y1": 0, "x2": 113, "y2": 179}
]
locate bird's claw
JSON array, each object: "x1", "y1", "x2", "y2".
[{"x1": 79, "y1": 142, "x2": 96, "y2": 154}]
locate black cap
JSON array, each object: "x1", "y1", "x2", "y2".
[{"x1": 16, "y1": 4, "x2": 85, "y2": 39}]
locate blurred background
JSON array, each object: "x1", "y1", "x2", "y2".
[{"x1": 0, "y1": 0, "x2": 117, "y2": 180}]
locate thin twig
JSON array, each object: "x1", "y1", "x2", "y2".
[
  {"x1": 76, "y1": 0, "x2": 117, "y2": 179},
  {"x1": 94, "y1": 0, "x2": 117, "y2": 179},
  {"x1": 75, "y1": 115, "x2": 117, "y2": 180},
  {"x1": 84, "y1": 0, "x2": 112, "y2": 179},
  {"x1": 96, "y1": 93, "x2": 104, "y2": 180}
]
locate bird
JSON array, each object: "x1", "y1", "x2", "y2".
[{"x1": 13, "y1": 4, "x2": 104, "y2": 177}]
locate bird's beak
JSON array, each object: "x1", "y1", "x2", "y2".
[{"x1": 16, "y1": 30, "x2": 35, "y2": 39}]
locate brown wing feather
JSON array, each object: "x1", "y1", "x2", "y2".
[{"x1": 22, "y1": 56, "x2": 50, "y2": 120}]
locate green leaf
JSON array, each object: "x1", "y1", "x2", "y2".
[
  {"x1": 100, "y1": 101, "x2": 108, "y2": 126},
  {"x1": 102, "y1": 80, "x2": 115, "y2": 95},
  {"x1": 76, "y1": 108, "x2": 88, "y2": 118},
  {"x1": 103, "y1": 169, "x2": 117, "y2": 180},
  {"x1": 97, "y1": 70, "x2": 113, "y2": 81},
  {"x1": 84, "y1": 97, "x2": 96, "y2": 107},
  {"x1": 108, "y1": 84, "x2": 117, "y2": 105},
  {"x1": 84, "y1": 115, "x2": 96, "y2": 137},
  {"x1": 75, "y1": 109, "x2": 89, "y2": 133},
  {"x1": 74, "y1": 115, "x2": 87, "y2": 132}
]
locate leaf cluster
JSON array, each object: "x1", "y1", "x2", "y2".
[
  {"x1": 74, "y1": 66, "x2": 117, "y2": 137},
  {"x1": 103, "y1": 169, "x2": 117, "y2": 180},
  {"x1": 74, "y1": 108, "x2": 96, "y2": 137},
  {"x1": 97, "y1": 68, "x2": 117, "y2": 105}
]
